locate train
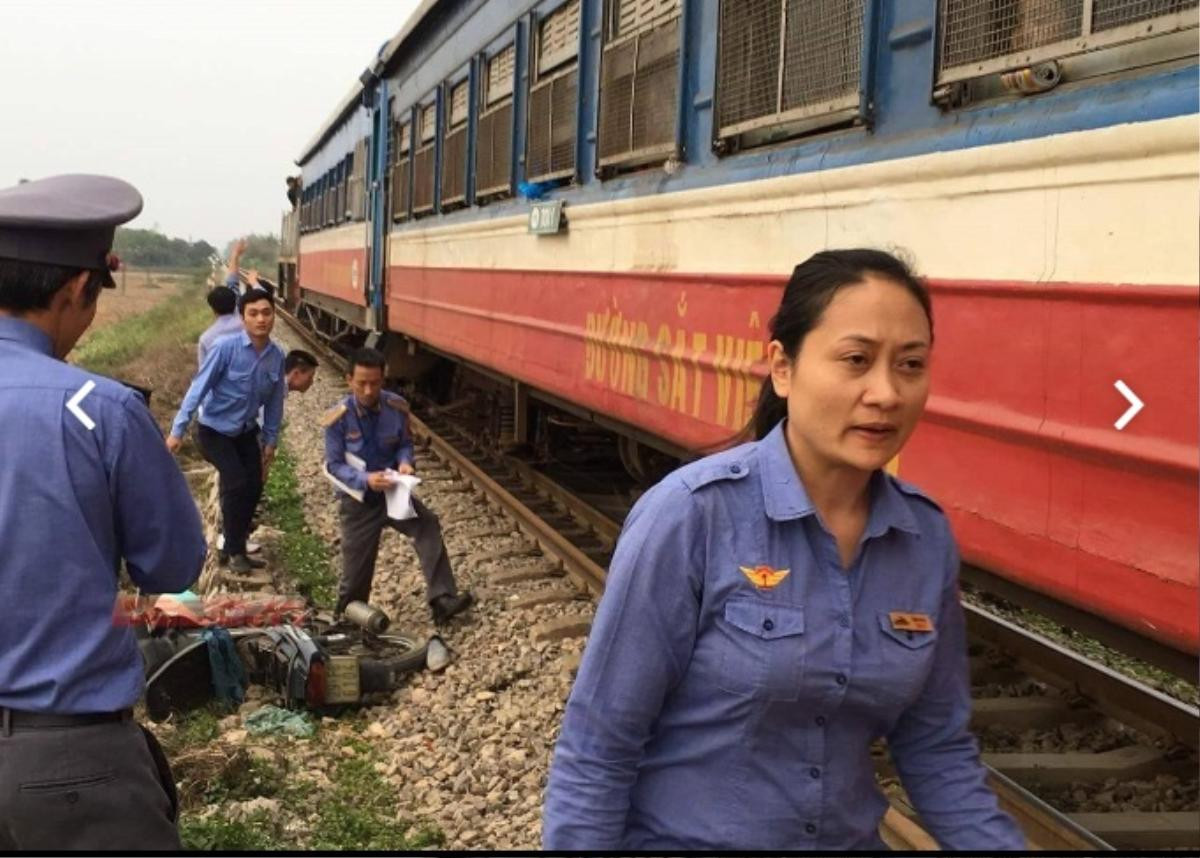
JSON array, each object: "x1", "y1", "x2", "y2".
[{"x1": 276, "y1": 0, "x2": 1199, "y2": 657}]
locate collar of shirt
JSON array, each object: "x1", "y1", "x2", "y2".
[
  {"x1": 351, "y1": 396, "x2": 381, "y2": 418},
  {"x1": 0, "y1": 316, "x2": 54, "y2": 356},
  {"x1": 758, "y1": 420, "x2": 918, "y2": 537}
]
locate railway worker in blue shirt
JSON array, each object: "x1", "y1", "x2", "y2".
[
  {"x1": 542, "y1": 249, "x2": 1026, "y2": 850},
  {"x1": 196, "y1": 284, "x2": 241, "y2": 367},
  {"x1": 323, "y1": 347, "x2": 474, "y2": 625},
  {"x1": 167, "y1": 287, "x2": 285, "y2": 574},
  {"x1": 0, "y1": 174, "x2": 206, "y2": 850}
]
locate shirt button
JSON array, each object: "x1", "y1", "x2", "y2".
[
  {"x1": 762, "y1": 618, "x2": 774, "y2": 632},
  {"x1": 838, "y1": 613, "x2": 850, "y2": 628},
  {"x1": 805, "y1": 823, "x2": 817, "y2": 835},
  {"x1": 815, "y1": 715, "x2": 826, "y2": 726},
  {"x1": 730, "y1": 464, "x2": 742, "y2": 474},
  {"x1": 835, "y1": 673, "x2": 847, "y2": 686},
  {"x1": 810, "y1": 767, "x2": 821, "y2": 779}
]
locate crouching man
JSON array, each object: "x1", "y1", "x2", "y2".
[{"x1": 324, "y1": 347, "x2": 473, "y2": 625}]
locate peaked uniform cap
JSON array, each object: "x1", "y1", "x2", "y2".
[{"x1": 0, "y1": 174, "x2": 143, "y2": 286}]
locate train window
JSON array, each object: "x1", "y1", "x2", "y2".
[
  {"x1": 715, "y1": 0, "x2": 864, "y2": 150},
  {"x1": 337, "y1": 155, "x2": 350, "y2": 223},
  {"x1": 350, "y1": 138, "x2": 368, "y2": 221},
  {"x1": 441, "y1": 79, "x2": 470, "y2": 209},
  {"x1": 413, "y1": 102, "x2": 438, "y2": 215},
  {"x1": 477, "y1": 45, "x2": 516, "y2": 200},
  {"x1": 598, "y1": 0, "x2": 682, "y2": 173},
  {"x1": 936, "y1": 0, "x2": 1198, "y2": 98},
  {"x1": 527, "y1": 0, "x2": 581, "y2": 183},
  {"x1": 392, "y1": 120, "x2": 411, "y2": 222}
]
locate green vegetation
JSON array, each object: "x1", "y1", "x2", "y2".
[
  {"x1": 168, "y1": 705, "x2": 222, "y2": 752},
  {"x1": 180, "y1": 812, "x2": 279, "y2": 851},
  {"x1": 72, "y1": 281, "x2": 211, "y2": 377},
  {"x1": 262, "y1": 437, "x2": 338, "y2": 608},
  {"x1": 114, "y1": 227, "x2": 216, "y2": 270},
  {"x1": 310, "y1": 752, "x2": 446, "y2": 850}
]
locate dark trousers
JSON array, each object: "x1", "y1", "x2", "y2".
[
  {"x1": 337, "y1": 492, "x2": 457, "y2": 614},
  {"x1": 0, "y1": 717, "x2": 180, "y2": 850},
  {"x1": 196, "y1": 425, "x2": 262, "y2": 556}
]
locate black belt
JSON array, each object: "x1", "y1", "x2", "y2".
[{"x1": 0, "y1": 706, "x2": 132, "y2": 735}]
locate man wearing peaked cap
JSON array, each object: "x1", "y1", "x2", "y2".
[{"x1": 0, "y1": 174, "x2": 206, "y2": 850}]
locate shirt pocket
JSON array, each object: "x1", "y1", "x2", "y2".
[
  {"x1": 716, "y1": 597, "x2": 807, "y2": 701},
  {"x1": 874, "y1": 611, "x2": 939, "y2": 706},
  {"x1": 256, "y1": 367, "x2": 280, "y2": 400}
]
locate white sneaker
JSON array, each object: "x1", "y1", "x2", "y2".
[{"x1": 215, "y1": 534, "x2": 261, "y2": 554}]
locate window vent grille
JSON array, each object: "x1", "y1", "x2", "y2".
[
  {"x1": 539, "y1": 0, "x2": 581, "y2": 74},
  {"x1": 449, "y1": 80, "x2": 470, "y2": 128},
  {"x1": 599, "y1": 0, "x2": 681, "y2": 168},
  {"x1": 616, "y1": 0, "x2": 679, "y2": 35},
  {"x1": 413, "y1": 103, "x2": 437, "y2": 214},
  {"x1": 486, "y1": 44, "x2": 516, "y2": 105},
  {"x1": 350, "y1": 137, "x2": 368, "y2": 220},
  {"x1": 441, "y1": 80, "x2": 469, "y2": 208},
  {"x1": 716, "y1": 0, "x2": 863, "y2": 139},
  {"x1": 391, "y1": 121, "x2": 410, "y2": 222},
  {"x1": 420, "y1": 103, "x2": 437, "y2": 142},
  {"x1": 478, "y1": 49, "x2": 515, "y2": 197},
  {"x1": 938, "y1": 0, "x2": 1198, "y2": 83}
]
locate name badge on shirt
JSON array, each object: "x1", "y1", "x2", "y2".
[
  {"x1": 889, "y1": 612, "x2": 934, "y2": 633},
  {"x1": 346, "y1": 431, "x2": 362, "y2": 441}
]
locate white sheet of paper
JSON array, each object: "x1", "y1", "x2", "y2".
[
  {"x1": 384, "y1": 472, "x2": 421, "y2": 520},
  {"x1": 322, "y1": 463, "x2": 364, "y2": 502},
  {"x1": 344, "y1": 451, "x2": 366, "y2": 471}
]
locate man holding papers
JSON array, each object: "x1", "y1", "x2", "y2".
[{"x1": 322, "y1": 347, "x2": 474, "y2": 625}]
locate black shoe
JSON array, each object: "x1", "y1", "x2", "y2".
[
  {"x1": 431, "y1": 592, "x2": 474, "y2": 625},
  {"x1": 229, "y1": 553, "x2": 266, "y2": 573}
]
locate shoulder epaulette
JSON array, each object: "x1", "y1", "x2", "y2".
[
  {"x1": 889, "y1": 473, "x2": 944, "y2": 513},
  {"x1": 320, "y1": 403, "x2": 347, "y2": 427},
  {"x1": 383, "y1": 392, "x2": 410, "y2": 414},
  {"x1": 678, "y1": 457, "x2": 751, "y2": 493}
]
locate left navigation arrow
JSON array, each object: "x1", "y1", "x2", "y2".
[{"x1": 67, "y1": 380, "x2": 97, "y2": 431}]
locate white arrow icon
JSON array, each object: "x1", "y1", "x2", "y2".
[
  {"x1": 1113, "y1": 380, "x2": 1143, "y2": 431},
  {"x1": 67, "y1": 380, "x2": 97, "y2": 431}
]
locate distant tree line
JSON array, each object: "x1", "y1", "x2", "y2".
[{"x1": 113, "y1": 228, "x2": 216, "y2": 270}]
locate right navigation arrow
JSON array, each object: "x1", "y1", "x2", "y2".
[{"x1": 1113, "y1": 380, "x2": 1144, "y2": 431}]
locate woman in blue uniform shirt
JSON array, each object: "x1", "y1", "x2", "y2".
[{"x1": 542, "y1": 249, "x2": 1025, "y2": 850}]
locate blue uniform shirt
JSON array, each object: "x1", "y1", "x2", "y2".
[
  {"x1": 0, "y1": 317, "x2": 206, "y2": 713},
  {"x1": 171, "y1": 331, "x2": 285, "y2": 446},
  {"x1": 543, "y1": 421, "x2": 1024, "y2": 850},
  {"x1": 196, "y1": 312, "x2": 242, "y2": 367},
  {"x1": 324, "y1": 391, "x2": 415, "y2": 494}
]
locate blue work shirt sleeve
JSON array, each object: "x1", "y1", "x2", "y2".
[
  {"x1": 171, "y1": 341, "x2": 226, "y2": 439},
  {"x1": 886, "y1": 537, "x2": 1026, "y2": 849},
  {"x1": 113, "y1": 393, "x2": 206, "y2": 592},
  {"x1": 543, "y1": 479, "x2": 702, "y2": 849},
  {"x1": 260, "y1": 371, "x2": 286, "y2": 447},
  {"x1": 397, "y1": 417, "x2": 414, "y2": 467},
  {"x1": 325, "y1": 420, "x2": 368, "y2": 492}
]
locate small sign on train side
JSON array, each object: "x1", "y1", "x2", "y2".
[{"x1": 528, "y1": 200, "x2": 564, "y2": 235}]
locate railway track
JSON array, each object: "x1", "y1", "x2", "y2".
[{"x1": 276, "y1": 302, "x2": 1198, "y2": 850}]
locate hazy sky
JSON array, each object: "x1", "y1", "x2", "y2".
[{"x1": 0, "y1": 0, "x2": 422, "y2": 248}]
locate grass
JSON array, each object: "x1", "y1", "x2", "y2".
[
  {"x1": 72, "y1": 276, "x2": 211, "y2": 377},
  {"x1": 262, "y1": 436, "x2": 339, "y2": 608},
  {"x1": 309, "y1": 753, "x2": 447, "y2": 850},
  {"x1": 175, "y1": 728, "x2": 445, "y2": 850}
]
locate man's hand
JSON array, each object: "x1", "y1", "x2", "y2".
[
  {"x1": 366, "y1": 471, "x2": 393, "y2": 491},
  {"x1": 261, "y1": 444, "x2": 276, "y2": 481},
  {"x1": 166, "y1": 435, "x2": 182, "y2": 455},
  {"x1": 396, "y1": 462, "x2": 415, "y2": 476}
]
